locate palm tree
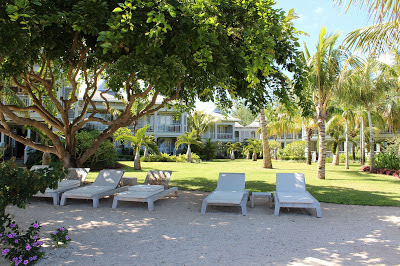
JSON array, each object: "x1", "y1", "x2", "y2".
[
  {"x1": 115, "y1": 125, "x2": 154, "y2": 170},
  {"x1": 304, "y1": 27, "x2": 342, "y2": 179},
  {"x1": 326, "y1": 111, "x2": 346, "y2": 166},
  {"x1": 226, "y1": 142, "x2": 241, "y2": 160},
  {"x1": 233, "y1": 104, "x2": 257, "y2": 126},
  {"x1": 143, "y1": 134, "x2": 159, "y2": 158},
  {"x1": 247, "y1": 138, "x2": 262, "y2": 161},
  {"x1": 242, "y1": 144, "x2": 252, "y2": 159},
  {"x1": 336, "y1": 0, "x2": 400, "y2": 54},
  {"x1": 344, "y1": 57, "x2": 387, "y2": 171},
  {"x1": 268, "y1": 140, "x2": 281, "y2": 160},
  {"x1": 188, "y1": 111, "x2": 218, "y2": 139},
  {"x1": 175, "y1": 131, "x2": 203, "y2": 163}
]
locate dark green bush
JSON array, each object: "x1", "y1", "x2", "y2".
[
  {"x1": 0, "y1": 160, "x2": 66, "y2": 214},
  {"x1": 76, "y1": 130, "x2": 117, "y2": 170},
  {"x1": 279, "y1": 141, "x2": 307, "y2": 158},
  {"x1": 375, "y1": 152, "x2": 400, "y2": 170},
  {"x1": 141, "y1": 153, "x2": 200, "y2": 163},
  {"x1": 280, "y1": 155, "x2": 306, "y2": 161},
  {"x1": 200, "y1": 139, "x2": 217, "y2": 161}
]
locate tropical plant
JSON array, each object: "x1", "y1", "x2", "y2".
[
  {"x1": 304, "y1": 27, "x2": 343, "y2": 179},
  {"x1": 226, "y1": 142, "x2": 241, "y2": 160},
  {"x1": 188, "y1": 111, "x2": 218, "y2": 139},
  {"x1": 326, "y1": 113, "x2": 346, "y2": 166},
  {"x1": 242, "y1": 144, "x2": 252, "y2": 159},
  {"x1": 302, "y1": 116, "x2": 318, "y2": 165},
  {"x1": 247, "y1": 138, "x2": 262, "y2": 161},
  {"x1": 268, "y1": 140, "x2": 281, "y2": 160},
  {"x1": 279, "y1": 141, "x2": 307, "y2": 159},
  {"x1": 233, "y1": 104, "x2": 257, "y2": 127},
  {"x1": 342, "y1": 57, "x2": 388, "y2": 171},
  {"x1": 175, "y1": 131, "x2": 203, "y2": 163},
  {"x1": 336, "y1": 0, "x2": 400, "y2": 54},
  {"x1": 115, "y1": 125, "x2": 158, "y2": 170}
]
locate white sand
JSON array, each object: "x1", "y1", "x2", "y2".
[{"x1": 1, "y1": 191, "x2": 400, "y2": 265}]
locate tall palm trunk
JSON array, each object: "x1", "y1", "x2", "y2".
[
  {"x1": 367, "y1": 109, "x2": 375, "y2": 171},
  {"x1": 352, "y1": 143, "x2": 356, "y2": 161},
  {"x1": 332, "y1": 146, "x2": 340, "y2": 166},
  {"x1": 306, "y1": 130, "x2": 312, "y2": 165},
  {"x1": 360, "y1": 118, "x2": 365, "y2": 165},
  {"x1": 186, "y1": 144, "x2": 192, "y2": 163},
  {"x1": 317, "y1": 108, "x2": 326, "y2": 179},
  {"x1": 260, "y1": 109, "x2": 272, "y2": 168},
  {"x1": 345, "y1": 123, "x2": 349, "y2": 169}
]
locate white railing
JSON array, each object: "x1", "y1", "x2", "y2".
[
  {"x1": 157, "y1": 124, "x2": 182, "y2": 132},
  {"x1": 217, "y1": 133, "x2": 233, "y2": 139}
]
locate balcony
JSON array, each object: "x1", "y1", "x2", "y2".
[
  {"x1": 157, "y1": 124, "x2": 182, "y2": 133},
  {"x1": 217, "y1": 133, "x2": 233, "y2": 139}
]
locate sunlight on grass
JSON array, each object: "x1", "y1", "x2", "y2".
[{"x1": 85, "y1": 159, "x2": 400, "y2": 206}]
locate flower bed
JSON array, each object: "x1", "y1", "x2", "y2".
[{"x1": 360, "y1": 166, "x2": 400, "y2": 179}]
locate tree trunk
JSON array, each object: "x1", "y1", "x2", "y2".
[
  {"x1": 247, "y1": 152, "x2": 251, "y2": 159},
  {"x1": 352, "y1": 143, "x2": 356, "y2": 161},
  {"x1": 230, "y1": 150, "x2": 235, "y2": 160},
  {"x1": 260, "y1": 109, "x2": 272, "y2": 168},
  {"x1": 345, "y1": 123, "x2": 349, "y2": 169},
  {"x1": 367, "y1": 109, "x2": 375, "y2": 172},
  {"x1": 144, "y1": 147, "x2": 149, "y2": 157},
  {"x1": 186, "y1": 144, "x2": 192, "y2": 163},
  {"x1": 332, "y1": 147, "x2": 339, "y2": 166},
  {"x1": 134, "y1": 147, "x2": 141, "y2": 170},
  {"x1": 360, "y1": 118, "x2": 365, "y2": 165},
  {"x1": 252, "y1": 152, "x2": 257, "y2": 161},
  {"x1": 317, "y1": 108, "x2": 326, "y2": 179},
  {"x1": 306, "y1": 132, "x2": 312, "y2": 165},
  {"x1": 62, "y1": 152, "x2": 80, "y2": 168}
]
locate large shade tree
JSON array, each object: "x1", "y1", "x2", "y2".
[{"x1": 0, "y1": 0, "x2": 305, "y2": 167}]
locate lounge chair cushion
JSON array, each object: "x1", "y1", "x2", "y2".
[
  {"x1": 206, "y1": 191, "x2": 244, "y2": 205},
  {"x1": 128, "y1": 185, "x2": 164, "y2": 192},
  {"x1": 45, "y1": 180, "x2": 80, "y2": 193},
  {"x1": 63, "y1": 185, "x2": 115, "y2": 198},
  {"x1": 277, "y1": 192, "x2": 315, "y2": 204}
]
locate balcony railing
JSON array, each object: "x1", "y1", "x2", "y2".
[
  {"x1": 157, "y1": 124, "x2": 182, "y2": 133},
  {"x1": 217, "y1": 133, "x2": 233, "y2": 139}
]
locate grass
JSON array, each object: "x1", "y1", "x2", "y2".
[{"x1": 85, "y1": 159, "x2": 400, "y2": 207}]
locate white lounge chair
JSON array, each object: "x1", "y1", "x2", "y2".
[
  {"x1": 33, "y1": 168, "x2": 90, "y2": 205},
  {"x1": 201, "y1": 173, "x2": 249, "y2": 215},
  {"x1": 60, "y1": 169, "x2": 126, "y2": 208},
  {"x1": 274, "y1": 173, "x2": 322, "y2": 218},
  {"x1": 112, "y1": 170, "x2": 178, "y2": 210}
]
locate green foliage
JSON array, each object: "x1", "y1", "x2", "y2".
[
  {"x1": 375, "y1": 152, "x2": 400, "y2": 170},
  {"x1": 141, "y1": 153, "x2": 200, "y2": 163},
  {"x1": 233, "y1": 104, "x2": 257, "y2": 126},
  {"x1": 76, "y1": 130, "x2": 117, "y2": 170},
  {"x1": 279, "y1": 141, "x2": 307, "y2": 159},
  {"x1": 201, "y1": 139, "x2": 217, "y2": 161},
  {"x1": 215, "y1": 142, "x2": 228, "y2": 159},
  {"x1": 0, "y1": 160, "x2": 66, "y2": 213},
  {"x1": 50, "y1": 227, "x2": 71, "y2": 248}
]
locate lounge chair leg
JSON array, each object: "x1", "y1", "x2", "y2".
[
  {"x1": 112, "y1": 197, "x2": 118, "y2": 209},
  {"x1": 241, "y1": 204, "x2": 247, "y2": 216},
  {"x1": 274, "y1": 205, "x2": 280, "y2": 216},
  {"x1": 93, "y1": 197, "x2": 99, "y2": 208},
  {"x1": 201, "y1": 200, "x2": 207, "y2": 214},
  {"x1": 241, "y1": 194, "x2": 248, "y2": 215},
  {"x1": 52, "y1": 194, "x2": 59, "y2": 206},
  {"x1": 60, "y1": 195, "x2": 66, "y2": 206},
  {"x1": 315, "y1": 202, "x2": 322, "y2": 218},
  {"x1": 148, "y1": 200, "x2": 155, "y2": 211}
]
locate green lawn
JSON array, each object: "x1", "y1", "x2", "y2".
[{"x1": 86, "y1": 159, "x2": 400, "y2": 206}]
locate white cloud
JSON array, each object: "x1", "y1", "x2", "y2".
[{"x1": 315, "y1": 7, "x2": 323, "y2": 14}]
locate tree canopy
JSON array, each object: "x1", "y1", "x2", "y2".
[{"x1": 0, "y1": 0, "x2": 305, "y2": 167}]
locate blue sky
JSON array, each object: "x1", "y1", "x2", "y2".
[{"x1": 275, "y1": 0, "x2": 374, "y2": 53}]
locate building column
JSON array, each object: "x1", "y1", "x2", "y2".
[
  {"x1": 154, "y1": 111, "x2": 158, "y2": 132},
  {"x1": 24, "y1": 129, "x2": 31, "y2": 164},
  {"x1": 215, "y1": 124, "x2": 218, "y2": 140}
]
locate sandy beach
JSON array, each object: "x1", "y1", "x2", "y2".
[{"x1": 1, "y1": 191, "x2": 400, "y2": 265}]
